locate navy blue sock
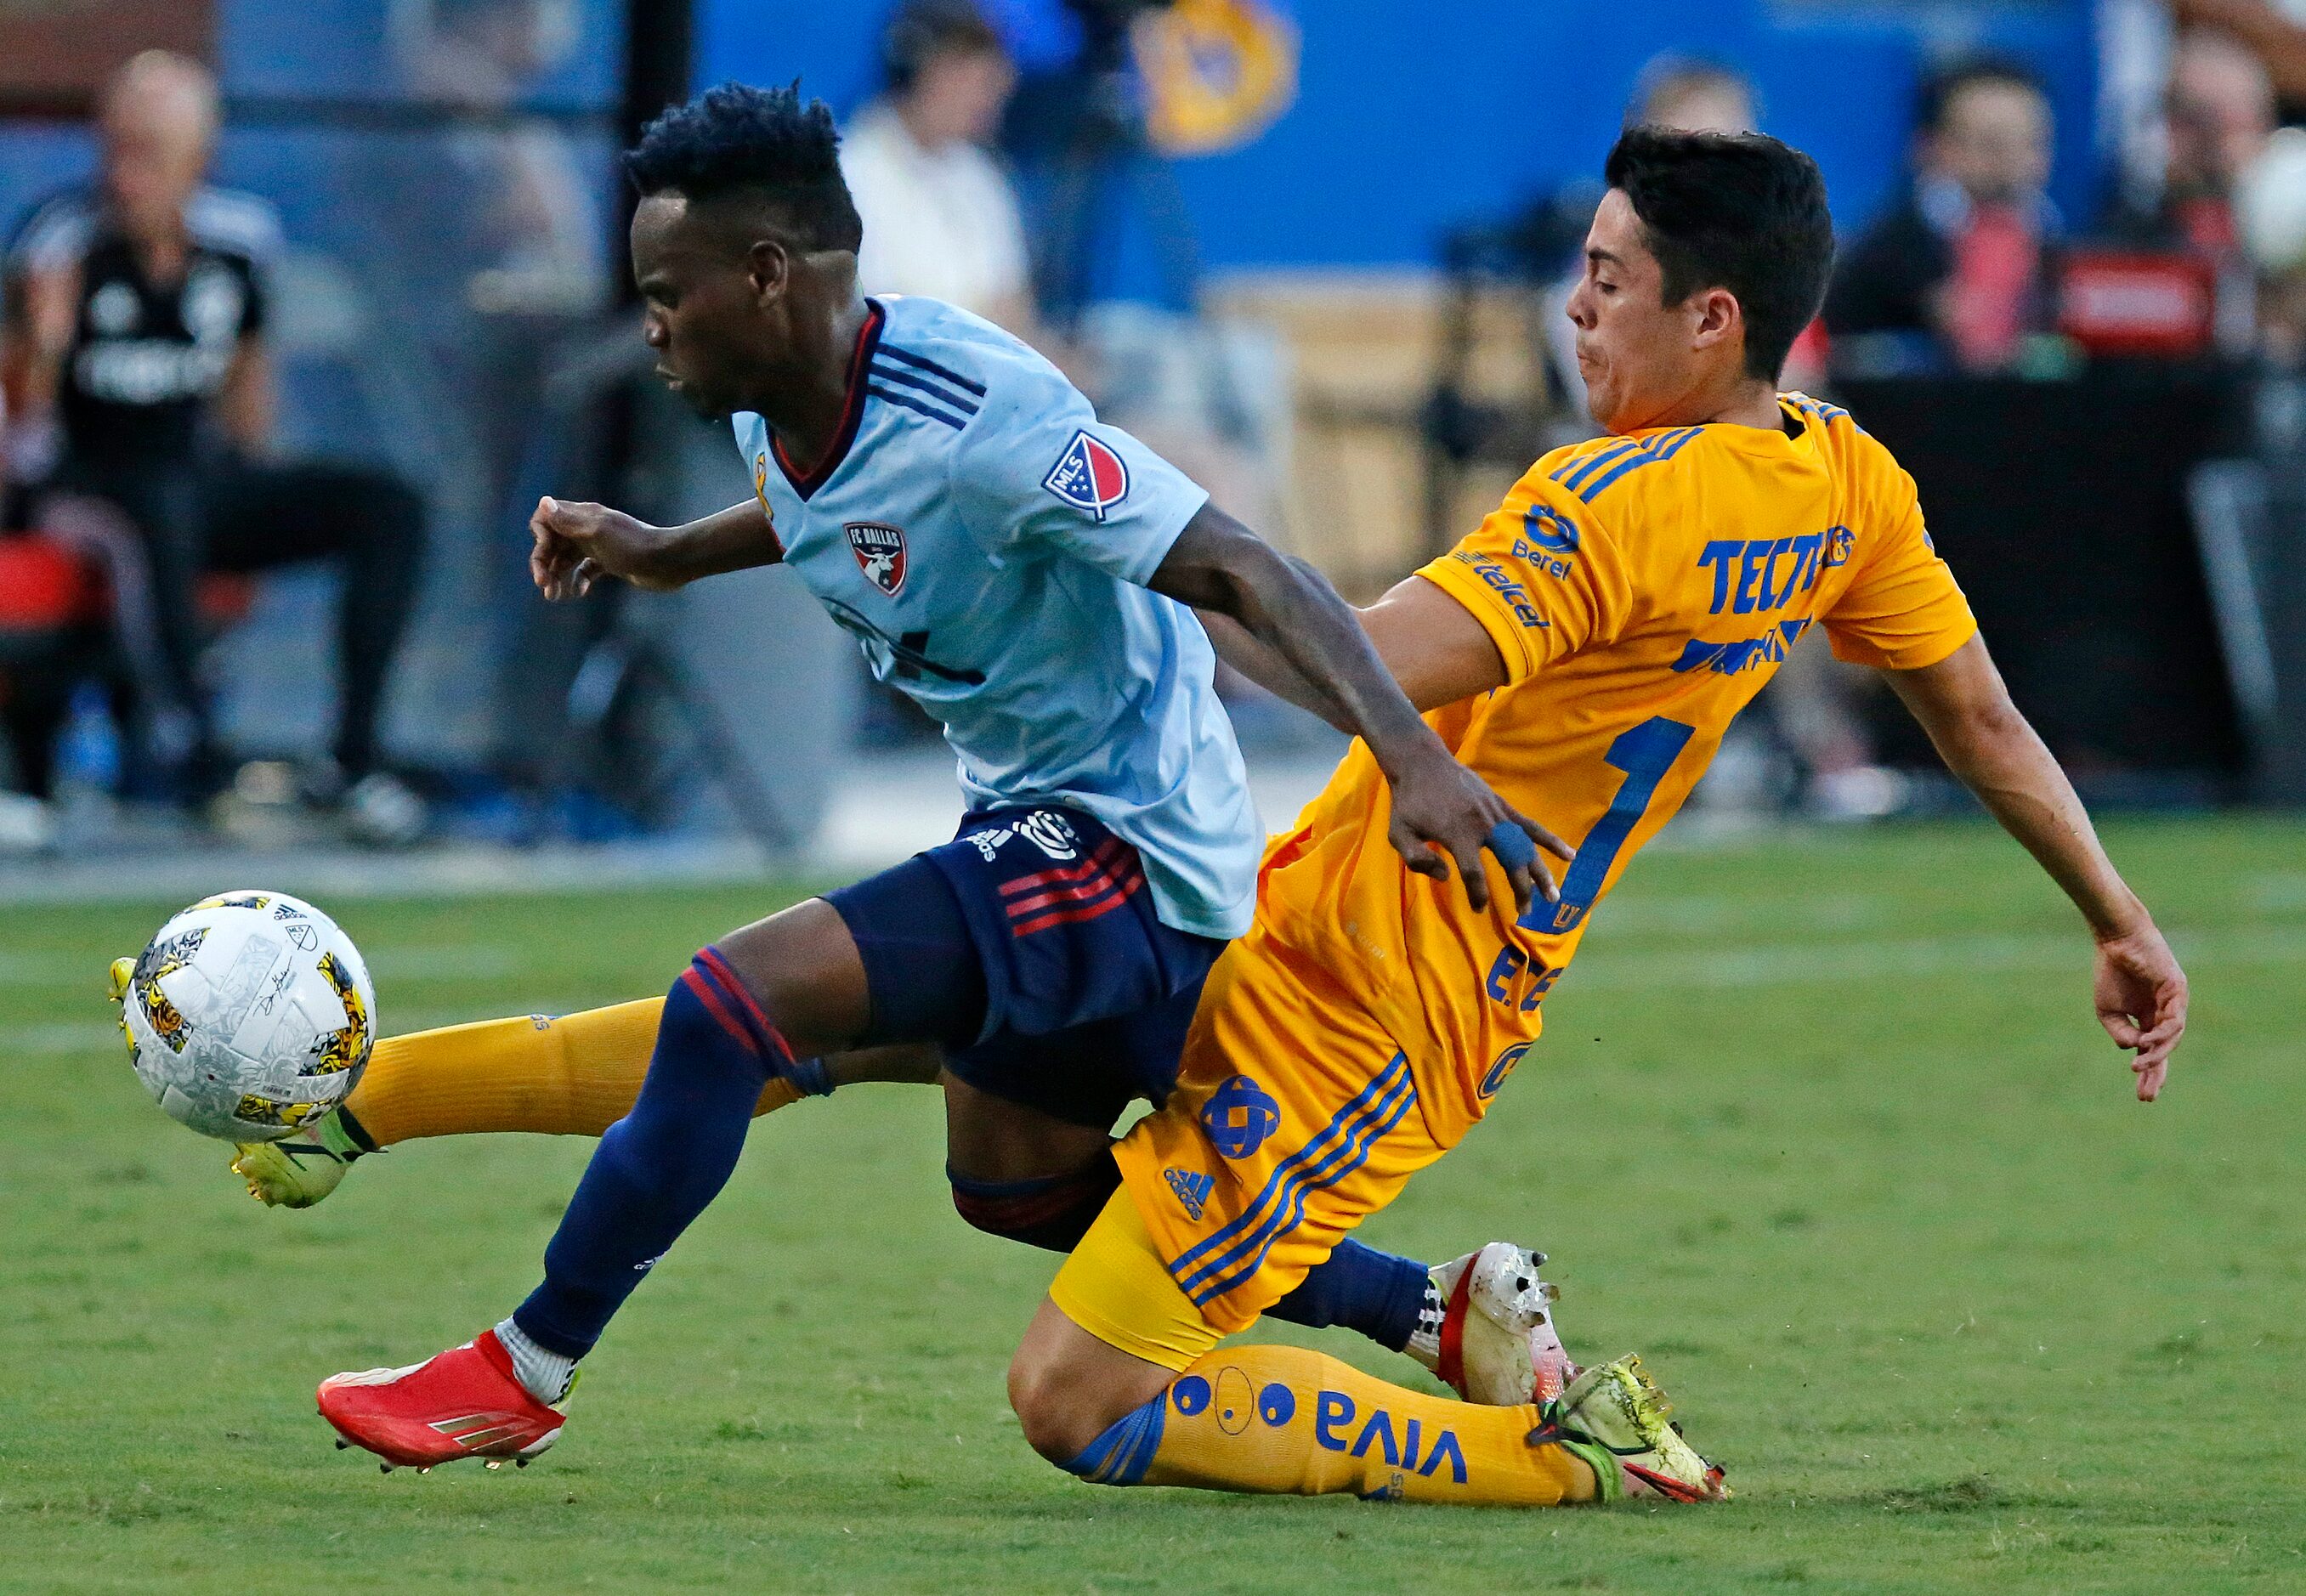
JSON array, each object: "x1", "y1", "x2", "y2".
[
  {"x1": 1267, "y1": 1238, "x2": 1430, "y2": 1353},
  {"x1": 513, "y1": 948, "x2": 787, "y2": 1358}
]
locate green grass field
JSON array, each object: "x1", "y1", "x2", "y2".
[{"x1": 3, "y1": 817, "x2": 2303, "y2": 1593}]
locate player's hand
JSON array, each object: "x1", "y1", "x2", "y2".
[
  {"x1": 1385, "y1": 747, "x2": 1573, "y2": 918},
  {"x1": 529, "y1": 496, "x2": 671, "y2": 600},
  {"x1": 2092, "y1": 920, "x2": 2187, "y2": 1101}
]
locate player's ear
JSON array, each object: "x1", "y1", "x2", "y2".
[
  {"x1": 745, "y1": 237, "x2": 792, "y2": 304},
  {"x1": 1689, "y1": 286, "x2": 1742, "y2": 353}
]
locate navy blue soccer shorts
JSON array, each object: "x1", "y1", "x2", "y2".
[{"x1": 822, "y1": 806, "x2": 1227, "y2": 1129}]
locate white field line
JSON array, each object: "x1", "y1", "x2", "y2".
[
  {"x1": 3, "y1": 1004, "x2": 511, "y2": 1059},
  {"x1": 7, "y1": 928, "x2": 2299, "y2": 1059},
  {"x1": 0, "y1": 944, "x2": 519, "y2": 988},
  {"x1": 1566, "y1": 925, "x2": 2306, "y2": 990}
]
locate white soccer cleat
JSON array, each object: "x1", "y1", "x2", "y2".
[{"x1": 1425, "y1": 1242, "x2": 1578, "y2": 1406}]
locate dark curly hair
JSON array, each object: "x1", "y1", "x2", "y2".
[
  {"x1": 625, "y1": 81, "x2": 864, "y2": 253},
  {"x1": 1604, "y1": 125, "x2": 1833, "y2": 382}
]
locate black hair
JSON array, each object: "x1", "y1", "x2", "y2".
[
  {"x1": 1915, "y1": 54, "x2": 2045, "y2": 136},
  {"x1": 625, "y1": 81, "x2": 864, "y2": 253},
  {"x1": 1603, "y1": 125, "x2": 1834, "y2": 382},
  {"x1": 881, "y1": 0, "x2": 1005, "y2": 93}
]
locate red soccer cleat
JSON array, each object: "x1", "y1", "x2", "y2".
[{"x1": 317, "y1": 1329, "x2": 566, "y2": 1470}]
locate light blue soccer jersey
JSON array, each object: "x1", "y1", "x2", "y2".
[{"x1": 733, "y1": 296, "x2": 1259, "y2": 940}]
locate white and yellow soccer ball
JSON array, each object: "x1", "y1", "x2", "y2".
[{"x1": 121, "y1": 891, "x2": 377, "y2": 1142}]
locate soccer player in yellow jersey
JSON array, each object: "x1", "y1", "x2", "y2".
[
  {"x1": 168, "y1": 127, "x2": 2187, "y2": 1507},
  {"x1": 998, "y1": 125, "x2": 2186, "y2": 1506}
]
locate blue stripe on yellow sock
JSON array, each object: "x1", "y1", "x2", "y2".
[{"x1": 1063, "y1": 1390, "x2": 1168, "y2": 1486}]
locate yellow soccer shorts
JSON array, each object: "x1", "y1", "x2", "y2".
[
  {"x1": 1050, "y1": 1186, "x2": 1223, "y2": 1371},
  {"x1": 1095, "y1": 927, "x2": 1463, "y2": 1343}
]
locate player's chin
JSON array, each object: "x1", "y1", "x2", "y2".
[
  {"x1": 678, "y1": 388, "x2": 733, "y2": 423},
  {"x1": 659, "y1": 374, "x2": 728, "y2": 422}
]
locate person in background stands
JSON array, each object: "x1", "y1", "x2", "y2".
[
  {"x1": 1825, "y1": 56, "x2": 2062, "y2": 374},
  {"x1": 2106, "y1": 28, "x2": 2276, "y2": 355},
  {"x1": 842, "y1": 1, "x2": 1040, "y2": 339},
  {"x1": 2173, "y1": 0, "x2": 2306, "y2": 118},
  {"x1": 1629, "y1": 58, "x2": 1758, "y2": 139},
  {"x1": 0, "y1": 52, "x2": 430, "y2": 842}
]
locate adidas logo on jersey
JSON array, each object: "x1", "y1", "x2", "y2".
[{"x1": 1164, "y1": 1167, "x2": 1213, "y2": 1220}]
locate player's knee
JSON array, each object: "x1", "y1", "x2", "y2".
[
  {"x1": 654, "y1": 951, "x2": 783, "y2": 1084},
  {"x1": 1006, "y1": 1342, "x2": 1113, "y2": 1465}
]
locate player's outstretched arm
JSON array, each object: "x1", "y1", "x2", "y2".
[
  {"x1": 1884, "y1": 635, "x2": 2189, "y2": 1101},
  {"x1": 529, "y1": 495, "x2": 781, "y2": 600},
  {"x1": 1198, "y1": 571, "x2": 1532, "y2": 722},
  {"x1": 1153, "y1": 505, "x2": 1569, "y2": 912}
]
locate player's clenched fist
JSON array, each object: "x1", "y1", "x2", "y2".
[{"x1": 530, "y1": 496, "x2": 676, "y2": 599}]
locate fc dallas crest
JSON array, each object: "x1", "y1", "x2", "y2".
[{"x1": 845, "y1": 522, "x2": 908, "y2": 596}]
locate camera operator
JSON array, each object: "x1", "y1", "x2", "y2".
[{"x1": 0, "y1": 51, "x2": 428, "y2": 840}]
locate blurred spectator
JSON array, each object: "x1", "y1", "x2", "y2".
[
  {"x1": 2172, "y1": 0, "x2": 2306, "y2": 116},
  {"x1": 1826, "y1": 57, "x2": 2064, "y2": 373},
  {"x1": 1629, "y1": 58, "x2": 1759, "y2": 136},
  {"x1": 2106, "y1": 28, "x2": 2273, "y2": 353},
  {"x1": 0, "y1": 52, "x2": 429, "y2": 840},
  {"x1": 843, "y1": 0, "x2": 1038, "y2": 336},
  {"x1": 394, "y1": 0, "x2": 608, "y2": 314}
]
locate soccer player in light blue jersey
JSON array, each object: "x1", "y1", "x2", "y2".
[{"x1": 314, "y1": 82, "x2": 1573, "y2": 1469}]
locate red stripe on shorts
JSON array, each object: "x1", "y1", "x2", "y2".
[
  {"x1": 997, "y1": 835, "x2": 1130, "y2": 897},
  {"x1": 1008, "y1": 870, "x2": 1146, "y2": 936}
]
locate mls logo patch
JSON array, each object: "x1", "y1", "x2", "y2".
[
  {"x1": 1042, "y1": 429, "x2": 1130, "y2": 521},
  {"x1": 845, "y1": 522, "x2": 908, "y2": 596}
]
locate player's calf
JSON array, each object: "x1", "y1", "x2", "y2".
[{"x1": 1016, "y1": 1302, "x2": 1607, "y2": 1507}]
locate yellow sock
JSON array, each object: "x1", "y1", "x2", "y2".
[
  {"x1": 1070, "y1": 1343, "x2": 1601, "y2": 1506},
  {"x1": 344, "y1": 999, "x2": 801, "y2": 1146}
]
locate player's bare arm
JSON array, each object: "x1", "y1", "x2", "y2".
[
  {"x1": 1159, "y1": 510, "x2": 1568, "y2": 911},
  {"x1": 1199, "y1": 569, "x2": 1517, "y2": 722},
  {"x1": 1884, "y1": 635, "x2": 2189, "y2": 1100},
  {"x1": 529, "y1": 495, "x2": 781, "y2": 600}
]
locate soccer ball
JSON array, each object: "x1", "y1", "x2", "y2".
[{"x1": 121, "y1": 891, "x2": 377, "y2": 1142}]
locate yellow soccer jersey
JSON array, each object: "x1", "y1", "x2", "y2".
[{"x1": 1249, "y1": 393, "x2": 1977, "y2": 1141}]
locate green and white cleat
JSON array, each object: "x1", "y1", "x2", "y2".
[
  {"x1": 110, "y1": 953, "x2": 372, "y2": 1208},
  {"x1": 1538, "y1": 1353, "x2": 1728, "y2": 1504},
  {"x1": 230, "y1": 1108, "x2": 371, "y2": 1208},
  {"x1": 106, "y1": 955, "x2": 138, "y2": 1056}
]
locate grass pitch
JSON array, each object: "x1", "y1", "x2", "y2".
[{"x1": 3, "y1": 817, "x2": 2303, "y2": 1593}]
